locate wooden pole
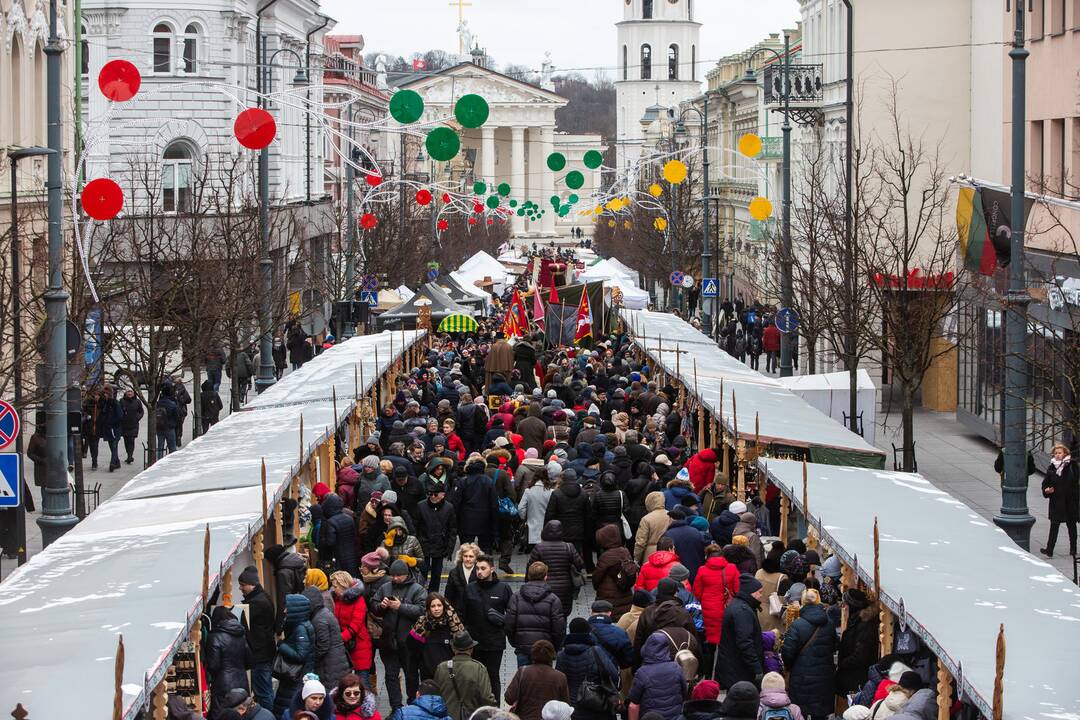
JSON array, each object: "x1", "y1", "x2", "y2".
[
  {"x1": 754, "y1": 411, "x2": 760, "y2": 453},
  {"x1": 201, "y1": 523, "x2": 210, "y2": 607},
  {"x1": 374, "y1": 345, "x2": 381, "y2": 406},
  {"x1": 779, "y1": 495, "x2": 790, "y2": 544},
  {"x1": 802, "y1": 458, "x2": 809, "y2": 517},
  {"x1": 354, "y1": 364, "x2": 360, "y2": 401},
  {"x1": 151, "y1": 676, "x2": 169, "y2": 720},
  {"x1": 936, "y1": 664, "x2": 953, "y2": 720},
  {"x1": 299, "y1": 415, "x2": 305, "y2": 470},
  {"x1": 879, "y1": 605, "x2": 894, "y2": 655},
  {"x1": 873, "y1": 517, "x2": 881, "y2": 600},
  {"x1": 261, "y1": 458, "x2": 268, "y2": 530},
  {"x1": 993, "y1": 624, "x2": 1005, "y2": 720},
  {"x1": 732, "y1": 389, "x2": 738, "y2": 440},
  {"x1": 222, "y1": 564, "x2": 233, "y2": 607},
  {"x1": 332, "y1": 386, "x2": 339, "y2": 429},
  {"x1": 112, "y1": 634, "x2": 125, "y2": 720}
]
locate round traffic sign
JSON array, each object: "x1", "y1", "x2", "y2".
[
  {"x1": 680, "y1": 274, "x2": 695, "y2": 289},
  {"x1": 0, "y1": 399, "x2": 21, "y2": 451},
  {"x1": 669, "y1": 271, "x2": 685, "y2": 287},
  {"x1": 426, "y1": 268, "x2": 439, "y2": 282},
  {"x1": 775, "y1": 307, "x2": 800, "y2": 334}
]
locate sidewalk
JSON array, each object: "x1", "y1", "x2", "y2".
[{"x1": 872, "y1": 403, "x2": 1074, "y2": 578}]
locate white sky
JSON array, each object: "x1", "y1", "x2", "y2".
[{"x1": 320, "y1": 0, "x2": 802, "y2": 81}]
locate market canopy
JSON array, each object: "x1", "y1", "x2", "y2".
[
  {"x1": 377, "y1": 282, "x2": 473, "y2": 329},
  {"x1": 438, "y1": 313, "x2": 479, "y2": 333},
  {"x1": 454, "y1": 249, "x2": 511, "y2": 291},
  {"x1": 441, "y1": 272, "x2": 489, "y2": 313},
  {"x1": 761, "y1": 459, "x2": 1080, "y2": 720}
]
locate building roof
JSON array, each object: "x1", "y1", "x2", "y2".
[{"x1": 397, "y1": 62, "x2": 567, "y2": 104}]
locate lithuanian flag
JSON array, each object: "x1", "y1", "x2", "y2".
[{"x1": 956, "y1": 187, "x2": 996, "y2": 276}]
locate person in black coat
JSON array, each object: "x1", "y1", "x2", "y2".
[
  {"x1": 781, "y1": 590, "x2": 836, "y2": 719},
  {"x1": 835, "y1": 588, "x2": 879, "y2": 695},
  {"x1": 238, "y1": 566, "x2": 276, "y2": 710},
  {"x1": 94, "y1": 385, "x2": 125, "y2": 471},
  {"x1": 463, "y1": 557, "x2": 514, "y2": 699},
  {"x1": 453, "y1": 459, "x2": 498, "y2": 551},
  {"x1": 715, "y1": 573, "x2": 764, "y2": 690},
  {"x1": 544, "y1": 469, "x2": 590, "y2": 558},
  {"x1": 205, "y1": 606, "x2": 252, "y2": 720},
  {"x1": 264, "y1": 544, "x2": 307, "y2": 631},
  {"x1": 319, "y1": 493, "x2": 359, "y2": 576},
  {"x1": 513, "y1": 340, "x2": 538, "y2": 392},
  {"x1": 119, "y1": 388, "x2": 143, "y2": 465},
  {"x1": 590, "y1": 471, "x2": 626, "y2": 535},
  {"x1": 415, "y1": 482, "x2": 458, "y2": 593},
  {"x1": 1041, "y1": 443, "x2": 1080, "y2": 557},
  {"x1": 505, "y1": 561, "x2": 568, "y2": 663},
  {"x1": 200, "y1": 379, "x2": 224, "y2": 433},
  {"x1": 528, "y1": 520, "x2": 584, "y2": 616},
  {"x1": 556, "y1": 618, "x2": 619, "y2": 720}
]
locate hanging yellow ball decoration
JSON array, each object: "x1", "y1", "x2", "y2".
[
  {"x1": 649, "y1": 183, "x2": 663, "y2": 198},
  {"x1": 654, "y1": 217, "x2": 668, "y2": 231},
  {"x1": 594, "y1": 206, "x2": 604, "y2": 215},
  {"x1": 607, "y1": 220, "x2": 616, "y2": 228},
  {"x1": 663, "y1": 159, "x2": 688, "y2": 184},
  {"x1": 749, "y1": 196, "x2": 773, "y2": 221},
  {"x1": 623, "y1": 220, "x2": 632, "y2": 230},
  {"x1": 739, "y1": 133, "x2": 763, "y2": 158}
]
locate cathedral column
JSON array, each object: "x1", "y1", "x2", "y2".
[
  {"x1": 480, "y1": 125, "x2": 496, "y2": 184},
  {"x1": 527, "y1": 125, "x2": 545, "y2": 236},
  {"x1": 511, "y1": 125, "x2": 526, "y2": 236},
  {"x1": 540, "y1": 125, "x2": 556, "y2": 236}
]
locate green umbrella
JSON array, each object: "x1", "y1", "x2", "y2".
[{"x1": 438, "y1": 313, "x2": 478, "y2": 333}]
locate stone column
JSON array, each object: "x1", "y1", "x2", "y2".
[
  {"x1": 527, "y1": 126, "x2": 545, "y2": 236},
  {"x1": 511, "y1": 126, "x2": 526, "y2": 236},
  {"x1": 540, "y1": 125, "x2": 556, "y2": 236},
  {"x1": 481, "y1": 125, "x2": 496, "y2": 184}
]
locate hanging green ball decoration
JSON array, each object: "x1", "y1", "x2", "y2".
[
  {"x1": 559, "y1": 206, "x2": 570, "y2": 217},
  {"x1": 497, "y1": 183, "x2": 511, "y2": 197},
  {"x1": 473, "y1": 181, "x2": 486, "y2": 195},
  {"x1": 509, "y1": 199, "x2": 518, "y2": 207},
  {"x1": 454, "y1": 94, "x2": 490, "y2": 128},
  {"x1": 425, "y1": 127, "x2": 460, "y2": 162},
  {"x1": 517, "y1": 208, "x2": 526, "y2": 216},
  {"x1": 583, "y1": 150, "x2": 603, "y2": 169},
  {"x1": 390, "y1": 90, "x2": 425, "y2": 124},
  {"x1": 565, "y1": 171, "x2": 585, "y2": 190},
  {"x1": 486, "y1": 194, "x2": 500, "y2": 209},
  {"x1": 550, "y1": 195, "x2": 561, "y2": 208},
  {"x1": 546, "y1": 152, "x2": 567, "y2": 172},
  {"x1": 568, "y1": 194, "x2": 579, "y2": 204}
]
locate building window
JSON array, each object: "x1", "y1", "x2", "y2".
[
  {"x1": 162, "y1": 141, "x2": 194, "y2": 212},
  {"x1": 623, "y1": 45, "x2": 628, "y2": 80},
  {"x1": 688, "y1": 0, "x2": 693, "y2": 21},
  {"x1": 80, "y1": 25, "x2": 88, "y2": 75},
  {"x1": 1032, "y1": 0, "x2": 1045, "y2": 40},
  {"x1": 668, "y1": 44, "x2": 679, "y2": 80},
  {"x1": 641, "y1": 44, "x2": 652, "y2": 80},
  {"x1": 182, "y1": 23, "x2": 200, "y2": 73},
  {"x1": 153, "y1": 23, "x2": 174, "y2": 73},
  {"x1": 1051, "y1": 0, "x2": 1066, "y2": 34},
  {"x1": 692, "y1": 45, "x2": 696, "y2": 81},
  {"x1": 643, "y1": 0, "x2": 653, "y2": 19}
]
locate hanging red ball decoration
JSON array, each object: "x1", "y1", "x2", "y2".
[
  {"x1": 487, "y1": 218, "x2": 494, "y2": 226},
  {"x1": 98, "y1": 60, "x2": 141, "y2": 102},
  {"x1": 468, "y1": 217, "x2": 478, "y2": 225},
  {"x1": 81, "y1": 178, "x2": 124, "y2": 220},
  {"x1": 415, "y1": 189, "x2": 433, "y2": 206},
  {"x1": 233, "y1": 108, "x2": 277, "y2": 150},
  {"x1": 442, "y1": 192, "x2": 452, "y2": 203},
  {"x1": 365, "y1": 173, "x2": 382, "y2": 187},
  {"x1": 437, "y1": 218, "x2": 449, "y2": 231},
  {"x1": 472, "y1": 202, "x2": 484, "y2": 214},
  {"x1": 360, "y1": 213, "x2": 378, "y2": 230}
]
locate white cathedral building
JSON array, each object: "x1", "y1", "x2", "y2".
[{"x1": 615, "y1": 0, "x2": 702, "y2": 169}]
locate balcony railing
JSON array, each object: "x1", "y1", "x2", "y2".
[
  {"x1": 324, "y1": 55, "x2": 377, "y2": 88},
  {"x1": 763, "y1": 63, "x2": 823, "y2": 105}
]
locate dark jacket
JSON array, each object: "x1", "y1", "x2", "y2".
[
  {"x1": 505, "y1": 580, "x2": 567, "y2": 653},
  {"x1": 392, "y1": 475, "x2": 427, "y2": 517},
  {"x1": 372, "y1": 577, "x2": 427, "y2": 651},
  {"x1": 715, "y1": 589, "x2": 763, "y2": 689},
  {"x1": 591, "y1": 474, "x2": 626, "y2": 531},
  {"x1": 119, "y1": 395, "x2": 143, "y2": 438},
  {"x1": 710, "y1": 510, "x2": 740, "y2": 547},
  {"x1": 1043, "y1": 459, "x2": 1080, "y2": 523},
  {"x1": 633, "y1": 599, "x2": 696, "y2": 662},
  {"x1": 301, "y1": 586, "x2": 351, "y2": 690},
  {"x1": 463, "y1": 573, "x2": 513, "y2": 651},
  {"x1": 273, "y1": 594, "x2": 315, "y2": 717},
  {"x1": 241, "y1": 583, "x2": 277, "y2": 663},
  {"x1": 628, "y1": 632, "x2": 688, "y2": 720},
  {"x1": 453, "y1": 464, "x2": 498, "y2": 539},
  {"x1": 272, "y1": 552, "x2": 309, "y2": 632},
  {"x1": 662, "y1": 519, "x2": 708, "y2": 582},
  {"x1": 556, "y1": 632, "x2": 619, "y2": 718},
  {"x1": 588, "y1": 614, "x2": 634, "y2": 668},
  {"x1": 205, "y1": 612, "x2": 251, "y2": 718},
  {"x1": 319, "y1": 493, "x2": 360, "y2": 576},
  {"x1": 444, "y1": 562, "x2": 476, "y2": 615},
  {"x1": 517, "y1": 414, "x2": 548, "y2": 455},
  {"x1": 835, "y1": 606, "x2": 880, "y2": 693},
  {"x1": 504, "y1": 663, "x2": 570, "y2": 720},
  {"x1": 544, "y1": 480, "x2": 590, "y2": 541},
  {"x1": 95, "y1": 396, "x2": 124, "y2": 441},
  {"x1": 416, "y1": 495, "x2": 458, "y2": 559},
  {"x1": 200, "y1": 380, "x2": 224, "y2": 423},
  {"x1": 781, "y1": 602, "x2": 836, "y2": 716},
  {"x1": 528, "y1": 521, "x2": 585, "y2": 613},
  {"x1": 592, "y1": 524, "x2": 634, "y2": 618}
]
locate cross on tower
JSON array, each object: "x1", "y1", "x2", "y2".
[{"x1": 450, "y1": 0, "x2": 474, "y2": 54}]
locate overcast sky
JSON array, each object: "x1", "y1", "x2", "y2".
[{"x1": 320, "y1": 0, "x2": 802, "y2": 81}]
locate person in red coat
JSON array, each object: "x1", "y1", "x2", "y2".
[
  {"x1": 634, "y1": 536, "x2": 680, "y2": 591},
  {"x1": 685, "y1": 448, "x2": 721, "y2": 495},
  {"x1": 693, "y1": 545, "x2": 741, "y2": 676},
  {"x1": 441, "y1": 419, "x2": 467, "y2": 462},
  {"x1": 762, "y1": 324, "x2": 781, "y2": 374},
  {"x1": 331, "y1": 571, "x2": 374, "y2": 688}
]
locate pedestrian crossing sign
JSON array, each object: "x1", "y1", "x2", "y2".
[
  {"x1": 0, "y1": 454, "x2": 20, "y2": 508},
  {"x1": 702, "y1": 278, "x2": 718, "y2": 298},
  {"x1": 360, "y1": 291, "x2": 378, "y2": 308}
]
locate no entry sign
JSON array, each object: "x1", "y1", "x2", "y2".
[{"x1": 0, "y1": 400, "x2": 20, "y2": 452}]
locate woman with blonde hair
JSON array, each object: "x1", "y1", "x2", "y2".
[
  {"x1": 781, "y1": 588, "x2": 836, "y2": 720},
  {"x1": 444, "y1": 542, "x2": 481, "y2": 611},
  {"x1": 1041, "y1": 442, "x2": 1079, "y2": 557}
]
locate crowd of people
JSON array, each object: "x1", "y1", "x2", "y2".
[{"x1": 164, "y1": 321, "x2": 952, "y2": 720}]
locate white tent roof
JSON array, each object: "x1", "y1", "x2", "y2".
[
  {"x1": 578, "y1": 258, "x2": 637, "y2": 284},
  {"x1": 447, "y1": 270, "x2": 491, "y2": 300},
  {"x1": 456, "y1": 250, "x2": 510, "y2": 285},
  {"x1": 607, "y1": 256, "x2": 640, "y2": 280},
  {"x1": 395, "y1": 285, "x2": 415, "y2": 301},
  {"x1": 778, "y1": 369, "x2": 876, "y2": 392}
]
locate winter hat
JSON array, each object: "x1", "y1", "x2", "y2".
[
  {"x1": 656, "y1": 577, "x2": 680, "y2": 599},
  {"x1": 738, "y1": 573, "x2": 763, "y2": 595},
  {"x1": 313, "y1": 482, "x2": 331, "y2": 501},
  {"x1": 238, "y1": 565, "x2": 259, "y2": 585},
  {"x1": 569, "y1": 617, "x2": 591, "y2": 634},
  {"x1": 843, "y1": 588, "x2": 870, "y2": 611},
  {"x1": 222, "y1": 688, "x2": 251, "y2": 709},
  {"x1": 761, "y1": 671, "x2": 786, "y2": 691},
  {"x1": 691, "y1": 679, "x2": 721, "y2": 701},
  {"x1": 590, "y1": 599, "x2": 614, "y2": 613},
  {"x1": 676, "y1": 467, "x2": 691, "y2": 482},
  {"x1": 822, "y1": 555, "x2": 843, "y2": 579},
  {"x1": 546, "y1": 461, "x2": 563, "y2": 478},
  {"x1": 370, "y1": 490, "x2": 384, "y2": 504},
  {"x1": 899, "y1": 671, "x2": 923, "y2": 691},
  {"x1": 689, "y1": 515, "x2": 710, "y2": 532},
  {"x1": 728, "y1": 500, "x2": 748, "y2": 515},
  {"x1": 633, "y1": 589, "x2": 654, "y2": 608},
  {"x1": 668, "y1": 564, "x2": 690, "y2": 583},
  {"x1": 365, "y1": 435, "x2": 380, "y2": 445},
  {"x1": 494, "y1": 436, "x2": 510, "y2": 448},
  {"x1": 654, "y1": 454, "x2": 672, "y2": 466},
  {"x1": 382, "y1": 490, "x2": 399, "y2": 506},
  {"x1": 302, "y1": 679, "x2": 326, "y2": 699},
  {"x1": 803, "y1": 549, "x2": 821, "y2": 567},
  {"x1": 613, "y1": 445, "x2": 627, "y2": 457},
  {"x1": 361, "y1": 551, "x2": 384, "y2": 571},
  {"x1": 524, "y1": 448, "x2": 539, "y2": 460},
  {"x1": 305, "y1": 569, "x2": 328, "y2": 591},
  {"x1": 546, "y1": 389, "x2": 558, "y2": 398},
  {"x1": 843, "y1": 707, "x2": 872, "y2": 720},
  {"x1": 668, "y1": 507, "x2": 687, "y2": 521},
  {"x1": 784, "y1": 582, "x2": 807, "y2": 603},
  {"x1": 263, "y1": 544, "x2": 287, "y2": 564},
  {"x1": 361, "y1": 455, "x2": 381, "y2": 470},
  {"x1": 720, "y1": 681, "x2": 759, "y2": 716},
  {"x1": 393, "y1": 465, "x2": 409, "y2": 478},
  {"x1": 562, "y1": 468, "x2": 578, "y2": 484},
  {"x1": 780, "y1": 550, "x2": 807, "y2": 577},
  {"x1": 389, "y1": 559, "x2": 410, "y2": 576},
  {"x1": 542, "y1": 701, "x2": 575, "y2": 720},
  {"x1": 553, "y1": 448, "x2": 569, "y2": 461}
]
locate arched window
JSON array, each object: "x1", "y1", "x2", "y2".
[
  {"x1": 668, "y1": 44, "x2": 679, "y2": 80},
  {"x1": 622, "y1": 45, "x2": 628, "y2": 80},
  {"x1": 153, "y1": 23, "x2": 174, "y2": 73},
  {"x1": 692, "y1": 45, "x2": 696, "y2": 81},
  {"x1": 641, "y1": 44, "x2": 652, "y2": 80},
  {"x1": 10, "y1": 37, "x2": 23, "y2": 146},
  {"x1": 643, "y1": 0, "x2": 653, "y2": 19},
  {"x1": 80, "y1": 25, "x2": 89, "y2": 75},
  {"x1": 162, "y1": 141, "x2": 194, "y2": 212},
  {"x1": 182, "y1": 23, "x2": 200, "y2": 73}
]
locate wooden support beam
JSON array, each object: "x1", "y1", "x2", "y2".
[
  {"x1": 779, "y1": 495, "x2": 790, "y2": 545},
  {"x1": 879, "y1": 605, "x2": 894, "y2": 655},
  {"x1": 222, "y1": 565, "x2": 233, "y2": 607},
  {"x1": 151, "y1": 676, "x2": 168, "y2": 720},
  {"x1": 322, "y1": 432, "x2": 335, "y2": 488},
  {"x1": 802, "y1": 458, "x2": 809, "y2": 518},
  {"x1": 993, "y1": 624, "x2": 1005, "y2": 720},
  {"x1": 253, "y1": 529, "x2": 265, "y2": 585},
  {"x1": 839, "y1": 560, "x2": 857, "y2": 632},
  {"x1": 201, "y1": 524, "x2": 210, "y2": 607},
  {"x1": 112, "y1": 634, "x2": 125, "y2": 720},
  {"x1": 873, "y1": 517, "x2": 881, "y2": 600},
  {"x1": 290, "y1": 474, "x2": 301, "y2": 535},
  {"x1": 937, "y1": 663, "x2": 952, "y2": 720}
]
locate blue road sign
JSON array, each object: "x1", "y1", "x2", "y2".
[
  {"x1": 0, "y1": 454, "x2": 20, "y2": 508},
  {"x1": 776, "y1": 307, "x2": 800, "y2": 334},
  {"x1": 669, "y1": 271, "x2": 685, "y2": 286},
  {"x1": 702, "y1": 278, "x2": 718, "y2": 298},
  {"x1": 426, "y1": 268, "x2": 439, "y2": 281},
  {"x1": 360, "y1": 291, "x2": 379, "y2": 308},
  {"x1": 362, "y1": 275, "x2": 379, "y2": 292}
]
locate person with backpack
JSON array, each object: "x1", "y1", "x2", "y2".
[
  {"x1": 780, "y1": 589, "x2": 835, "y2": 720},
  {"x1": 556, "y1": 617, "x2": 620, "y2": 720},
  {"x1": 200, "y1": 378, "x2": 224, "y2": 433},
  {"x1": 154, "y1": 385, "x2": 180, "y2": 457},
  {"x1": 627, "y1": 631, "x2": 688, "y2": 720},
  {"x1": 586, "y1": 600, "x2": 634, "y2": 669},
  {"x1": 758, "y1": 672, "x2": 806, "y2": 720},
  {"x1": 591, "y1": 524, "x2": 636, "y2": 619}
]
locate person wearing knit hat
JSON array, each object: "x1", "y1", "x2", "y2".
[
  {"x1": 728, "y1": 500, "x2": 748, "y2": 515},
  {"x1": 667, "y1": 563, "x2": 690, "y2": 585},
  {"x1": 632, "y1": 589, "x2": 654, "y2": 608},
  {"x1": 312, "y1": 482, "x2": 331, "y2": 502},
  {"x1": 843, "y1": 706, "x2": 872, "y2": 720},
  {"x1": 690, "y1": 679, "x2": 720, "y2": 700},
  {"x1": 236, "y1": 565, "x2": 276, "y2": 711},
  {"x1": 541, "y1": 700, "x2": 574, "y2": 720},
  {"x1": 757, "y1": 672, "x2": 803, "y2": 720},
  {"x1": 821, "y1": 554, "x2": 843, "y2": 580},
  {"x1": 371, "y1": 552, "x2": 428, "y2": 710},
  {"x1": 361, "y1": 454, "x2": 381, "y2": 470},
  {"x1": 297, "y1": 678, "x2": 327, "y2": 717}
]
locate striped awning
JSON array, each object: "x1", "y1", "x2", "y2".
[{"x1": 438, "y1": 313, "x2": 478, "y2": 333}]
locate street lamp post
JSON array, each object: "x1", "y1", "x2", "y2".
[
  {"x1": 744, "y1": 35, "x2": 794, "y2": 377},
  {"x1": 39, "y1": 0, "x2": 77, "y2": 547},
  {"x1": 6, "y1": 146, "x2": 54, "y2": 563},
  {"x1": 342, "y1": 105, "x2": 378, "y2": 340},
  {"x1": 255, "y1": 45, "x2": 308, "y2": 394},
  {"x1": 994, "y1": 0, "x2": 1036, "y2": 548}
]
